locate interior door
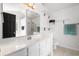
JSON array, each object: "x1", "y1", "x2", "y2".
[{"x1": 3, "y1": 12, "x2": 16, "y2": 38}]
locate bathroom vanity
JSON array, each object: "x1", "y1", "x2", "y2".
[
  {"x1": 27, "y1": 33, "x2": 53, "y2": 56},
  {"x1": 0, "y1": 33, "x2": 53, "y2": 56},
  {"x1": 0, "y1": 3, "x2": 53, "y2": 56}
]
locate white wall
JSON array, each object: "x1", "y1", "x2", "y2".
[
  {"x1": 0, "y1": 3, "x2": 2, "y2": 39},
  {"x1": 52, "y1": 5, "x2": 79, "y2": 50}
]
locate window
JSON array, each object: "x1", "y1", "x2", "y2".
[{"x1": 64, "y1": 24, "x2": 77, "y2": 35}]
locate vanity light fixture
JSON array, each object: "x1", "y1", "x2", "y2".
[
  {"x1": 24, "y1": 3, "x2": 35, "y2": 9},
  {"x1": 49, "y1": 19, "x2": 55, "y2": 24}
]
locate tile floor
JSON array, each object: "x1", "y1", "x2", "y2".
[{"x1": 53, "y1": 46, "x2": 79, "y2": 56}]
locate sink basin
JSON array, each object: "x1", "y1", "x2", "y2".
[
  {"x1": 16, "y1": 44, "x2": 26, "y2": 50},
  {"x1": 27, "y1": 36, "x2": 32, "y2": 40},
  {"x1": 31, "y1": 34, "x2": 40, "y2": 40},
  {"x1": 27, "y1": 34, "x2": 40, "y2": 40}
]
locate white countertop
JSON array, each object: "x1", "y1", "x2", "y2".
[{"x1": 0, "y1": 32, "x2": 53, "y2": 56}]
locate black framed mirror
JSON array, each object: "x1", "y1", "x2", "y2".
[
  {"x1": 3, "y1": 12, "x2": 16, "y2": 38},
  {"x1": 2, "y1": 3, "x2": 26, "y2": 39}
]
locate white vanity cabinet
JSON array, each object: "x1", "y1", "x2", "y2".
[
  {"x1": 28, "y1": 42, "x2": 40, "y2": 56},
  {"x1": 40, "y1": 38, "x2": 53, "y2": 56},
  {"x1": 46, "y1": 37, "x2": 53, "y2": 55},
  {"x1": 28, "y1": 36, "x2": 53, "y2": 56},
  {"x1": 40, "y1": 39, "x2": 48, "y2": 56}
]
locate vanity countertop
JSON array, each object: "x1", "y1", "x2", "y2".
[{"x1": 0, "y1": 32, "x2": 53, "y2": 56}]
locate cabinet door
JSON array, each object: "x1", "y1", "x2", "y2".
[
  {"x1": 28, "y1": 42, "x2": 40, "y2": 56},
  {"x1": 40, "y1": 38, "x2": 53, "y2": 56},
  {"x1": 40, "y1": 39, "x2": 48, "y2": 56},
  {"x1": 6, "y1": 48, "x2": 27, "y2": 56},
  {"x1": 46, "y1": 38, "x2": 53, "y2": 55}
]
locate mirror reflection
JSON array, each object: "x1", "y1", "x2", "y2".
[{"x1": 26, "y1": 10, "x2": 40, "y2": 36}]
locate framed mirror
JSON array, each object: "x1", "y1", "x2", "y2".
[
  {"x1": 2, "y1": 3, "x2": 26, "y2": 39},
  {"x1": 3, "y1": 12, "x2": 16, "y2": 38},
  {"x1": 26, "y1": 10, "x2": 40, "y2": 36}
]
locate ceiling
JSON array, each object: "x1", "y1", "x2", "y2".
[{"x1": 43, "y1": 3, "x2": 79, "y2": 15}]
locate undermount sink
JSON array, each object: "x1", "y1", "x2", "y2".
[
  {"x1": 16, "y1": 44, "x2": 26, "y2": 50},
  {"x1": 27, "y1": 36, "x2": 32, "y2": 40},
  {"x1": 27, "y1": 34, "x2": 40, "y2": 40}
]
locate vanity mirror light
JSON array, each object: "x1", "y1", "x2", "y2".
[
  {"x1": 26, "y1": 10, "x2": 40, "y2": 36},
  {"x1": 2, "y1": 3, "x2": 26, "y2": 39}
]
